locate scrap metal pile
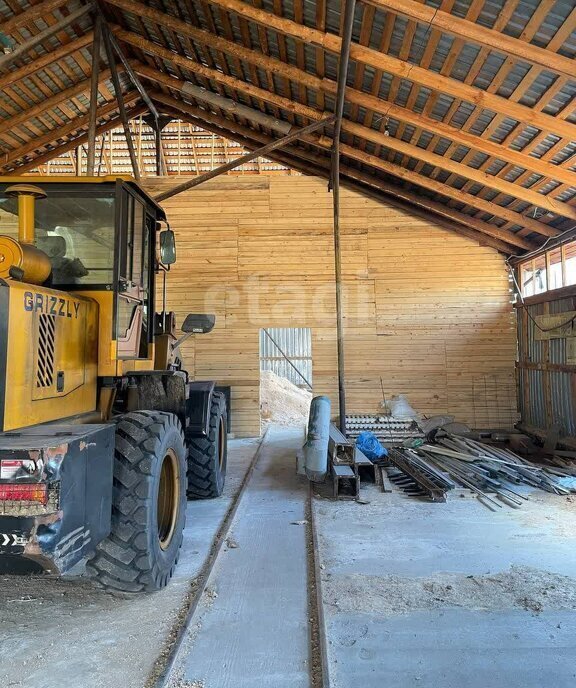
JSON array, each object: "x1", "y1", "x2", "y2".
[{"x1": 382, "y1": 434, "x2": 576, "y2": 510}]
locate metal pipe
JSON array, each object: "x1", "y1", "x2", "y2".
[
  {"x1": 180, "y1": 82, "x2": 293, "y2": 135},
  {"x1": 262, "y1": 328, "x2": 313, "y2": 390},
  {"x1": 101, "y1": 21, "x2": 140, "y2": 180},
  {"x1": 331, "y1": 0, "x2": 356, "y2": 434},
  {"x1": 105, "y1": 21, "x2": 159, "y2": 120},
  {"x1": 304, "y1": 396, "x2": 331, "y2": 482},
  {"x1": 155, "y1": 120, "x2": 162, "y2": 177},
  {"x1": 154, "y1": 116, "x2": 335, "y2": 202},
  {"x1": 87, "y1": 14, "x2": 102, "y2": 176}
]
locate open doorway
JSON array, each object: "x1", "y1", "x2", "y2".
[{"x1": 259, "y1": 327, "x2": 313, "y2": 428}]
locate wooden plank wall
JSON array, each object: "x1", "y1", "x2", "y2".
[{"x1": 145, "y1": 176, "x2": 518, "y2": 437}]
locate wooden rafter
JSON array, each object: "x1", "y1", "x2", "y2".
[
  {"x1": 363, "y1": 0, "x2": 576, "y2": 80},
  {"x1": 0, "y1": 0, "x2": 573, "y2": 255},
  {"x1": 159, "y1": 96, "x2": 525, "y2": 254},
  {"x1": 104, "y1": 1, "x2": 575, "y2": 188},
  {"x1": 136, "y1": 62, "x2": 565, "y2": 238},
  {"x1": 200, "y1": 0, "x2": 575, "y2": 139}
]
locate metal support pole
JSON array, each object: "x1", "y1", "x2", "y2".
[
  {"x1": 154, "y1": 116, "x2": 335, "y2": 202},
  {"x1": 87, "y1": 14, "x2": 102, "y2": 176},
  {"x1": 331, "y1": 0, "x2": 356, "y2": 434},
  {"x1": 104, "y1": 24, "x2": 159, "y2": 120},
  {"x1": 101, "y1": 22, "x2": 140, "y2": 180},
  {"x1": 155, "y1": 120, "x2": 162, "y2": 176}
]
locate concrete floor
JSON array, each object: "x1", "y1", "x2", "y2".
[
  {"x1": 0, "y1": 438, "x2": 260, "y2": 688},
  {"x1": 315, "y1": 483, "x2": 576, "y2": 688},
  {"x1": 174, "y1": 426, "x2": 311, "y2": 688},
  {"x1": 2, "y1": 427, "x2": 576, "y2": 688}
]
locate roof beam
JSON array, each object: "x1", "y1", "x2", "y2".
[
  {"x1": 101, "y1": 21, "x2": 140, "y2": 180},
  {"x1": 126, "y1": 44, "x2": 574, "y2": 219},
  {"x1": 135, "y1": 62, "x2": 563, "y2": 236},
  {"x1": 0, "y1": 32, "x2": 94, "y2": 90},
  {"x1": 153, "y1": 90, "x2": 537, "y2": 252},
  {"x1": 160, "y1": 97, "x2": 522, "y2": 254},
  {"x1": 0, "y1": 3, "x2": 92, "y2": 72},
  {"x1": 155, "y1": 116, "x2": 334, "y2": 200},
  {"x1": 0, "y1": 0, "x2": 70, "y2": 35},
  {"x1": 0, "y1": 93, "x2": 140, "y2": 170},
  {"x1": 362, "y1": 0, "x2": 576, "y2": 80},
  {"x1": 202, "y1": 0, "x2": 576, "y2": 140},
  {"x1": 107, "y1": 6, "x2": 575, "y2": 186},
  {"x1": 336, "y1": 140, "x2": 555, "y2": 242},
  {"x1": 8, "y1": 69, "x2": 112, "y2": 132},
  {"x1": 342, "y1": 121, "x2": 576, "y2": 221}
]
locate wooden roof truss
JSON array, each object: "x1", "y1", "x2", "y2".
[{"x1": 0, "y1": 0, "x2": 574, "y2": 254}]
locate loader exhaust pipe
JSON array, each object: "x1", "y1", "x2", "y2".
[
  {"x1": 6, "y1": 183, "x2": 46, "y2": 244},
  {"x1": 0, "y1": 184, "x2": 52, "y2": 284}
]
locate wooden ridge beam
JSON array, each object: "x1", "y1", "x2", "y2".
[
  {"x1": 137, "y1": 63, "x2": 563, "y2": 237},
  {"x1": 202, "y1": 0, "x2": 576, "y2": 140},
  {"x1": 14, "y1": 104, "x2": 148, "y2": 174},
  {"x1": 106, "y1": 3, "x2": 576, "y2": 186},
  {"x1": 0, "y1": 0, "x2": 70, "y2": 34},
  {"x1": 152, "y1": 90, "x2": 536, "y2": 252},
  {"x1": 362, "y1": 0, "x2": 576, "y2": 80},
  {"x1": 0, "y1": 92, "x2": 140, "y2": 170}
]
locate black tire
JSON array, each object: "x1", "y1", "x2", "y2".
[
  {"x1": 186, "y1": 392, "x2": 228, "y2": 499},
  {"x1": 86, "y1": 411, "x2": 187, "y2": 593}
]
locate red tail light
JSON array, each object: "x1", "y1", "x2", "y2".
[{"x1": 0, "y1": 483, "x2": 48, "y2": 505}]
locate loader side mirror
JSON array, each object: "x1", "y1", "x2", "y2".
[
  {"x1": 159, "y1": 229, "x2": 176, "y2": 265},
  {"x1": 181, "y1": 314, "x2": 216, "y2": 334}
]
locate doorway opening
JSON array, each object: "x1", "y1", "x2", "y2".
[{"x1": 259, "y1": 327, "x2": 313, "y2": 429}]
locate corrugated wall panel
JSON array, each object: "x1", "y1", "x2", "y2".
[
  {"x1": 259, "y1": 327, "x2": 312, "y2": 387},
  {"x1": 517, "y1": 289, "x2": 576, "y2": 443}
]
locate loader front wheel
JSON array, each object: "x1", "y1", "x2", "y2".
[
  {"x1": 186, "y1": 392, "x2": 228, "y2": 499},
  {"x1": 87, "y1": 411, "x2": 186, "y2": 593}
]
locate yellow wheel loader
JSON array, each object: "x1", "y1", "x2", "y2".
[{"x1": 0, "y1": 177, "x2": 227, "y2": 592}]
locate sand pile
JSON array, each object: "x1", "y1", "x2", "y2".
[{"x1": 260, "y1": 370, "x2": 312, "y2": 426}]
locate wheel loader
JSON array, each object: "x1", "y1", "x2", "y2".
[{"x1": 0, "y1": 177, "x2": 227, "y2": 592}]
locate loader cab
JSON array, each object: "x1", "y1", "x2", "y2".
[{"x1": 0, "y1": 176, "x2": 172, "y2": 374}]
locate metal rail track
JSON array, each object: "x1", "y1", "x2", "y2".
[
  {"x1": 148, "y1": 429, "x2": 329, "y2": 688},
  {"x1": 148, "y1": 430, "x2": 269, "y2": 688}
]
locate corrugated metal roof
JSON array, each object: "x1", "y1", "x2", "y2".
[{"x1": 0, "y1": 0, "x2": 574, "y2": 254}]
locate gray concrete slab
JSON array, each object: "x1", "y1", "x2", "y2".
[
  {"x1": 315, "y1": 484, "x2": 576, "y2": 688},
  {"x1": 0, "y1": 438, "x2": 260, "y2": 688},
  {"x1": 330, "y1": 610, "x2": 576, "y2": 688},
  {"x1": 180, "y1": 426, "x2": 310, "y2": 688}
]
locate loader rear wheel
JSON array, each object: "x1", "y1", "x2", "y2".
[
  {"x1": 87, "y1": 411, "x2": 186, "y2": 593},
  {"x1": 186, "y1": 392, "x2": 227, "y2": 499}
]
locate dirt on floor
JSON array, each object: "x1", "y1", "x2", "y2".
[
  {"x1": 260, "y1": 370, "x2": 312, "y2": 426},
  {"x1": 324, "y1": 565, "x2": 576, "y2": 616}
]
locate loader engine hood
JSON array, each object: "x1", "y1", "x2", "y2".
[{"x1": 0, "y1": 279, "x2": 98, "y2": 433}]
